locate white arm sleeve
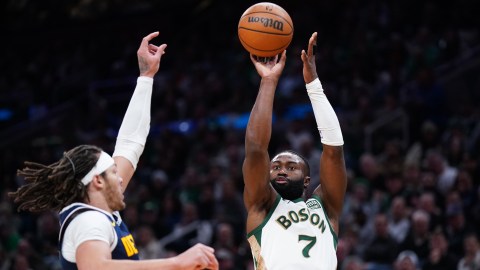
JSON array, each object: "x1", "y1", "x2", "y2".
[
  {"x1": 61, "y1": 211, "x2": 115, "y2": 262},
  {"x1": 113, "y1": 76, "x2": 153, "y2": 169},
  {"x1": 306, "y1": 78, "x2": 344, "y2": 146}
]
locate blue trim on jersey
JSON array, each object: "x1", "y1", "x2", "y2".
[{"x1": 58, "y1": 204, "x2": 139, "y2": 269}]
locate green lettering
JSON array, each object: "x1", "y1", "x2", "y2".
[
  {"x1": 310, "y1": 213, "x2": 320, "y2": 225},
  {"x1": 289, "y1": 211, "x2": 299, "y2": 223},
  {"x1": 299, "y1": 208, "x2": 308, "y2": 221},
  {"x1": 318, "y1": 219, "x2": 326, "y2": 233},
  {"x1": 276, "y1": 215, "x2": 291, "y2": 229}
]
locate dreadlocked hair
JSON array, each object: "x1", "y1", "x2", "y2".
[{"x1": 9, "y1": 145, "x2": 103, "y2": 212}]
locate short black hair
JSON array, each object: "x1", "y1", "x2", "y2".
[{"x1": 274, "y1": 150, "x2": 311, "y2": 176}]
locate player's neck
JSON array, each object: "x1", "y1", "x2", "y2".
[{"x1": 85, "y1": 191, "x2": 113, "y2": 213}]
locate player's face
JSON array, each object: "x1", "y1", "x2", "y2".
[
  {"x1": 102, "y1": 165, "x2": 125, "y2": 212},
  {"x1": 270, "y1": 153, "x2": 306, "y2": 200}
]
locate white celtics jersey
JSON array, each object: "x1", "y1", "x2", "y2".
[{"x1": 247, "y1": 194, "x2": 338, "y2": 270}]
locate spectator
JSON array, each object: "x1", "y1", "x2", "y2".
[
  {"x1": 387, "y1": 196, "x2": 410, "y2": 244},
  {"x1": 404, "y1": 120, "x2": 440, "y2": 166},
  {"x1": 214, "y1": 178, "x2": 246, "y2": 234},
  {"x1": 135, "y1": 225, "x2": 166, "y2": 260},
  {"x1": 423, "y1": 229, "x2": 458, "y2": 270},
  {"x1": 363, "y1": 213, "x2": 399, "y2": 268},
  {"x1": 454, "y1": 169, "x2": 477, "y2": 216},
  {"x1": 384, "y1": 171, "x2": 406, "y2": 199},
  {"x1": 216, "y1": 248, "x2": 238, "y2": 270},
  {"x1": 394, "y1": 250, "x2": 420, "y2": 270},
  {"x1": 418, "y1": 192, "x2": 443, "y2": 230},
  {"x1": 444, "y1": 190, "x2": 475, "y2": 259},
  {"x1": 358, "y1": 153, "x2": 386, "y2": 192},
  {"x1": 341, "y1": 256, "x2": 365, "y2": 270},
  {"x1": 425, "y1": 150, "x2": 458, "y2": 195},
  {"x1": 166, "y1": 202, "x2": 213, "y2": 253},
  {"x1": 340, "y1": 223, "x2": 364, "y2": 257},
  {"x1": 378, "y1": 140, "x2": 404, "y2": 178},
  {"x1": 400, "y1": 210, "x2": 431, "y2": 263},
  {"x1": 457, "y1": 234, "x2": 480, "y2": 270}
]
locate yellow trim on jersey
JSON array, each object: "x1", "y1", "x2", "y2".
[{"x1": 248, "y1": 234, "x2": 267, "y2": 270}]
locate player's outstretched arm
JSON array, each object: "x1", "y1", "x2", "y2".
[
  {"x1": 243, "y1": 52, "x2": 286, "y2": 231},
  {"x1": 113, "y1": 32, "x2": 167, "y2": 192},
  {"x1": 76, "y1": 241, "x2": 218, "y2": 270},
  {"x1": 301, "y1": 33, "x2": 347, "y2": 233}
]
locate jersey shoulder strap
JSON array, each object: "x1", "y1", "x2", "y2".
[{"x1": 58, "y1": 207, "x2": 94, "y2": 249}]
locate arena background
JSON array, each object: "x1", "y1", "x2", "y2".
[{"x1": 1, "y1": 0, "x2": 479, "y2": 269}]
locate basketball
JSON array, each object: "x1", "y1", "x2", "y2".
[{"x1": 238, "y1": 2, "x2": 294, "y2": 57}]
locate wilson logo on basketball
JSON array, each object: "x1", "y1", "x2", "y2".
[{"x1": 247, "y1": 16, "x2": 284, "y2": 31}]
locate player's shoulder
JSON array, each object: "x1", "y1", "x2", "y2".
[
  {"x1": 68, "y1": 209, "x2": 116, "y2": 234},
  {"x1": 63, "y1": 203, "x2": 115, "y2": 225},
  {"x1": 306, "y1": 195, "x2": 323, "y2": 209},
  {"x1": 75, "y1": 210, "x2": 111, "y2": 221}
]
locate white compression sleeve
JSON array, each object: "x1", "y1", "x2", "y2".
[
  {"x1": 113, "y1": 76, "x2": 153, "y2": 169},
  {"x1": 306, "y1": 78, "x2": 344, "y2": 146}
]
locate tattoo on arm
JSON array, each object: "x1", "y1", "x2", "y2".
[{"x1": 138, "y1": 57, "x2": 149, "y2": 74}]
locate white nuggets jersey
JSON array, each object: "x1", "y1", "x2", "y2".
[{"x1": 247, "y1": 194, "x2": 338, "y2": 270}]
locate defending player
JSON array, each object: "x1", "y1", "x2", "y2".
[{"x1": 9, "y1": 32, "x2": 218, "y2": 270}]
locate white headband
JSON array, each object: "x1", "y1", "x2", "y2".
[{"x1": 80, "y1": 151, "x2": 115, "y2": 185}]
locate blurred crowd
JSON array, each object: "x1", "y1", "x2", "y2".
[{"x1": 1, "y1": 0, "x2": 479, "y2": 269}]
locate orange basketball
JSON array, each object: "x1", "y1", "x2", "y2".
[{"x1": 238, "y1": 2, "x2": 294, "y2": 57}]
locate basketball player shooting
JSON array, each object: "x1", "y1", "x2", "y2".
[{"x1": 242, "y1": 32, "x2": 347, "y2": 269}]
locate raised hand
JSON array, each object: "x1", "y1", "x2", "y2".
[
  {"x1": 137, "y1": 31, "x2": 167, "y2": 78},
  {"x1": 250, "y1": 51, "x2": 287, "y2": 81},
  {"x1": 301, "y1": 32, "x2": 318, "y2": 84}
]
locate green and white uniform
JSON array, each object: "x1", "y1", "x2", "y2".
[{"x1": 247, "y1": 194, "x2": 338, "y2": 270}]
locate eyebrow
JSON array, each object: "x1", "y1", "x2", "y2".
[{"x1": 272, "y1": 161, "x2": 301, "y2": 165}]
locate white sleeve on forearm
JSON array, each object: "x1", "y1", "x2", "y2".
[
  {"x1": 306, "y1": 78, "x2": 344, "y2": 146},
  {"x1": 113, "y1": 76, "x2": 153, "y2": 169}
]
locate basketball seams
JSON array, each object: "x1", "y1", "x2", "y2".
[
  {"x1": 238, "y1": 35, "x2": 289, "y2": 53},
  {"x1": 238, "y1": 27, "x2": 292, "y2": 36}
]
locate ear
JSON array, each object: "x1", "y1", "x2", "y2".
[
  {"x1": 303, "y1": 176, "x2": 311, "y2": 189},
  {"x1": 90, "y1": 175, "x2": 105, "y2": 189}
]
